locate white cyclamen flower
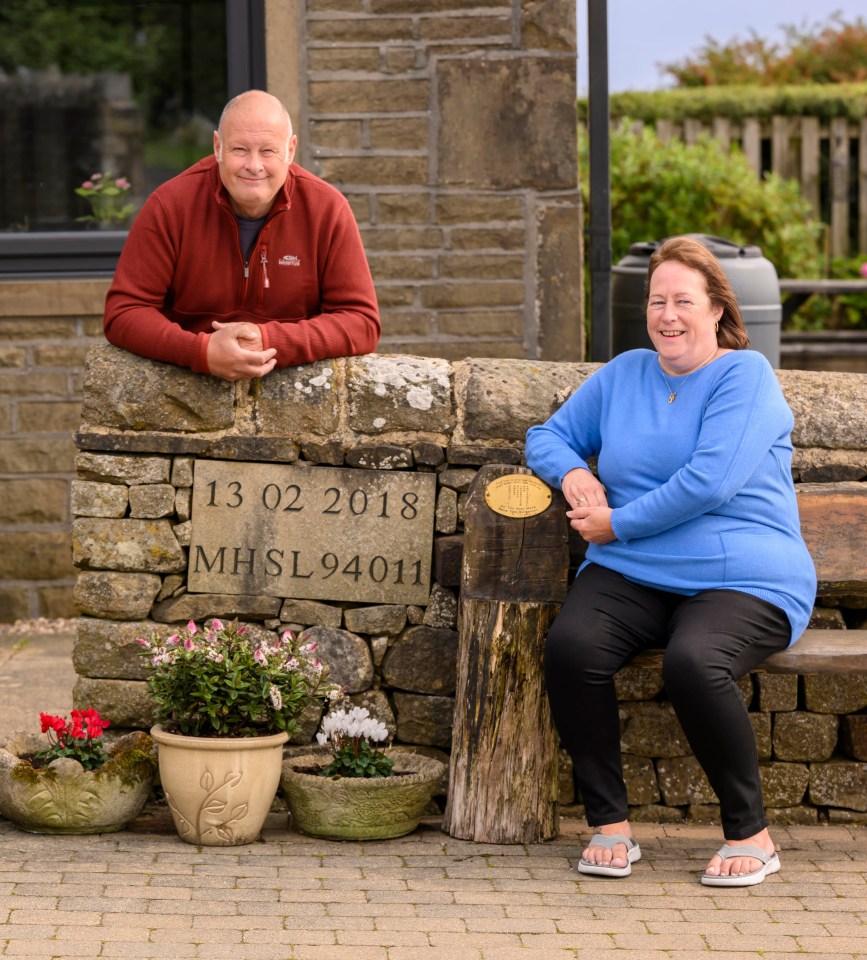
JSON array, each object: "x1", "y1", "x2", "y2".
[{"x1": 316, "y1": 705, "x2": 389, "y2": 744}]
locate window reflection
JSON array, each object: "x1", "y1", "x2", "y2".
[{"x1": 0, "y1": 0, "x2": 227, "y2": 233}]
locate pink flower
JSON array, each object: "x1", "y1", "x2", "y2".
[
  {"x1": 186, "y1": 621, "x2": 198, "y2": 634},
  {"x1": 211, "y1": 618, "x2": 224, "y2": 632},
  {"x1": 81, "y1": 180, "x2": 94, "y2": 190},
  {"x1": 860, "y1": 262, "x2": 867, "y2": 278},
  {"x1": 114, "y1": 177, "x2": 130, "y2": 189},
  {"x1": 184, "y1": 636, "x2": 195, "y2": 650}
]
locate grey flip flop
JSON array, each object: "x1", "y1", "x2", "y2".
[
  {"x1": 700, "y1": 844, "x2": 781, "y2": 887},
  {"x1": 578, "y1": 833, "x2": 641, "y2": 877}
]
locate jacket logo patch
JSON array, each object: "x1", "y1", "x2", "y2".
[{"x1": 279, "y1": 254, "x2": 301, "y2": 267}]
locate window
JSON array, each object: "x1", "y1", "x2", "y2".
[{"x1": 0, "y1": 0, "x2": 265, "y2": 277}]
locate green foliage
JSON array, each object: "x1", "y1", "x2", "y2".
[
  {"x1": 582, "y1": 121, "x2": 824, "y2": 279},
  {"x1": 660, "y1": 13, "x2": 867, "y2": 87},
  {"x1": 787, "y1": 254, "x2": 867, "y2": 331},
  {"x1": 578, "y1": 82, "x2": 867, "y2": 124},
  {"x1": 138, "y1": 619, "x2": 341, "y2": 738},
  {"x1": 320, "y1": 739, "x2": 395, "y2": 780}
]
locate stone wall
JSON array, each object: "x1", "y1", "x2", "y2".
[
  {"x1": 72, "y1": 346, "x2": 867, "y2": 823},
  {"x1": 0, "y1": 281, "x2": 108, "y2": 621}
]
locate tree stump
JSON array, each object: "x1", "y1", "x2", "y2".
[{"x1": 443, "y1": 464, "x2": 569, "y2": 843}]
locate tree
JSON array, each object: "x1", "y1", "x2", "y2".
[{"x1": 661, "y1": 12, "x2": 867, "y2": 87}]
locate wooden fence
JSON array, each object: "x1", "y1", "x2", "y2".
[{"x1": 632, "y1": 115, "x2": 867, "y2": 258}]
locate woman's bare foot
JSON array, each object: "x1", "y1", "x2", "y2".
[
  {"x1": 582, "y1": 820, "x2": 634, "y2": 871},
  {"x1": 704, "y1": 828, "x2": 776, "y2": 878}
]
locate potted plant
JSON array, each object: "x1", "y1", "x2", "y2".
[
  {"x1": 74, "y1": 172, "x2": 137, "y2": 228},
  {"x1": 281, "y1": 704, "x2": 445, "y2": 840},
  {"x1": 138, "y1": 618, "x2": 340, "y2": 846},
  {"x1": 0, "y1": 708, "x2": 156, "y2": 834}
]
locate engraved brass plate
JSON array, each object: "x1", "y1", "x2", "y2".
[{"x1": 484, "y1": 474, "x2": 552, "y2": 518}]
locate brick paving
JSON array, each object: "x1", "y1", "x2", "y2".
[
  {"x1": 2, "y1": 629, "x2": 866, "y2": 958},
  {"x1": 0, "y1": 815, "x2": 865, "y2": 960}
]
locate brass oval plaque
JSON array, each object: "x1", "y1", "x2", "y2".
[{"x1": 484, "y1": 474, "x2": 552, "y2": 518}]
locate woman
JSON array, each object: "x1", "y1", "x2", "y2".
[{"x1": 525, "y1": 236, "x2": 816, "y2": 887}]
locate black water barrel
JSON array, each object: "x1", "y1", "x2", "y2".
[{"x1": 611, "y1": 235, "x2": 782, "y2": 367}]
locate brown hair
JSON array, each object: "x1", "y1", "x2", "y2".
[{"x1": 646, "y1": 236, "x2": 750, "y2": 350}]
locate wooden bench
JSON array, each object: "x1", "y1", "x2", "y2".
[
  {"x1": 631, "y1": 629, "x2": 867, "y2": 674},
  {"x1": 632, "y1": 480, "x2": 867, "y2": 674}
]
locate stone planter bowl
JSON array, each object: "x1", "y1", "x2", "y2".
[
  {"x1": 0, "y1": 730, "x2": 157, "y2": 834},
  {"x1": 281, "y1": 752, "x2": 445, "y2": 840}
]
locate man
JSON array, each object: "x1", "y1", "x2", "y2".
[{"x1": 104, "y1": 90, "x2": 380, "y2": 381}]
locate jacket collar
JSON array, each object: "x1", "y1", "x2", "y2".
[{"x1": 205, "y1": 154, "x2": 294, "y2": 217}]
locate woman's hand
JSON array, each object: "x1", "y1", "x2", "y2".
[
  {"x1": 561, "y1": 468, "x2": 615, "y2": 544},
  {"x1": 568, "y1": 505, "x2": 616, "y2": 544},
  {"x1": 562, "y1": 467, "x2": 607, "y2": 510}
]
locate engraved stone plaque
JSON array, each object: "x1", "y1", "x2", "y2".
[
  {"x1": 188, "y1": 460, "x2": 436, "y2": 605},
  {"x1": 484, "y1": 474, "x2": 552, "y2": 518}
]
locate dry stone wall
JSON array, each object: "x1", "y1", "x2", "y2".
[{"x1": 72, "y1": 346, "x2": 867, "y2": 823}]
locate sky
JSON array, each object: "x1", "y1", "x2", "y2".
[{"x1": 577, "y1": 1, "x2": 867, "y2": 94}]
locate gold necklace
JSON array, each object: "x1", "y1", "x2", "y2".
[{"x1": 656, "y1": 358, "x2": 698, "y2": 404}]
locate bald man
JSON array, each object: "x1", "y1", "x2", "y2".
[{"x1": 105, "y1": 90, "x2": 380, "y2": 381}]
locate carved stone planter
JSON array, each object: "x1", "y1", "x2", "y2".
[
  {"x1": 0, "y1": 730, "x2": 157, "y2": 834},
  {"x1": 280, "y1": 752, "x2": 445, "y2": 840},
  {"x1": 150, "y1": 725, "x2": 288, "y2": 846}
]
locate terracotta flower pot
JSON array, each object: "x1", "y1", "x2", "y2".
[
  {"x1": 150, "y1": 724, "x2": 289, "y2": 846},
  {"x1": 0, "y1": 730, "x2": 157, "y2": 835},
  {"x1": 280, "y1": 752, "x2": 445, "y2": 840}
]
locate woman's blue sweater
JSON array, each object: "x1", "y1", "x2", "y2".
[{"x1": 525, "y1": 349, "x2": 817, "y2": 645}]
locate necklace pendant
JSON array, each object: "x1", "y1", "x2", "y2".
[{"x1": 667, "y1": 392, "x2": 676, "y2": 404}]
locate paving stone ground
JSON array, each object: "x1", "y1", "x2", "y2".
[
  {"x1": 1, "y1": 817, "x2": 866, "y2": 960},
  {"x1": 2, "y1": 630, "x2": 866, "y2": 959}
]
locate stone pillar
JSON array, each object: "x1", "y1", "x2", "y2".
[{"x1": 267, "y1": 0, "x2": 583, "y2": 362}]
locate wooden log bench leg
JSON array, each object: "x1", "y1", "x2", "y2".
[{"x1": 444, "y1": 464, "x2": 569, "y2": 843}]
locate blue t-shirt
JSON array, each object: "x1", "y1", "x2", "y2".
[{"x1": 525, "y1": 349, "x2": 817, "y2": 645}]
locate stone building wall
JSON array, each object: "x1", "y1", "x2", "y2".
[
  {"x1": 72, "y1": 346, "x2": 867, "y2": 824},
  {"x1": 0, "y1": 281, "x2": 108, "y2": 621},
  {"x1": 271, "y1": 0, "x2": 584, "y2": 363}
]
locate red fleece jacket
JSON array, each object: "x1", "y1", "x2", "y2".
[{"x1": 104, "y1": 157, "x2": 380, "y2": 373}]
